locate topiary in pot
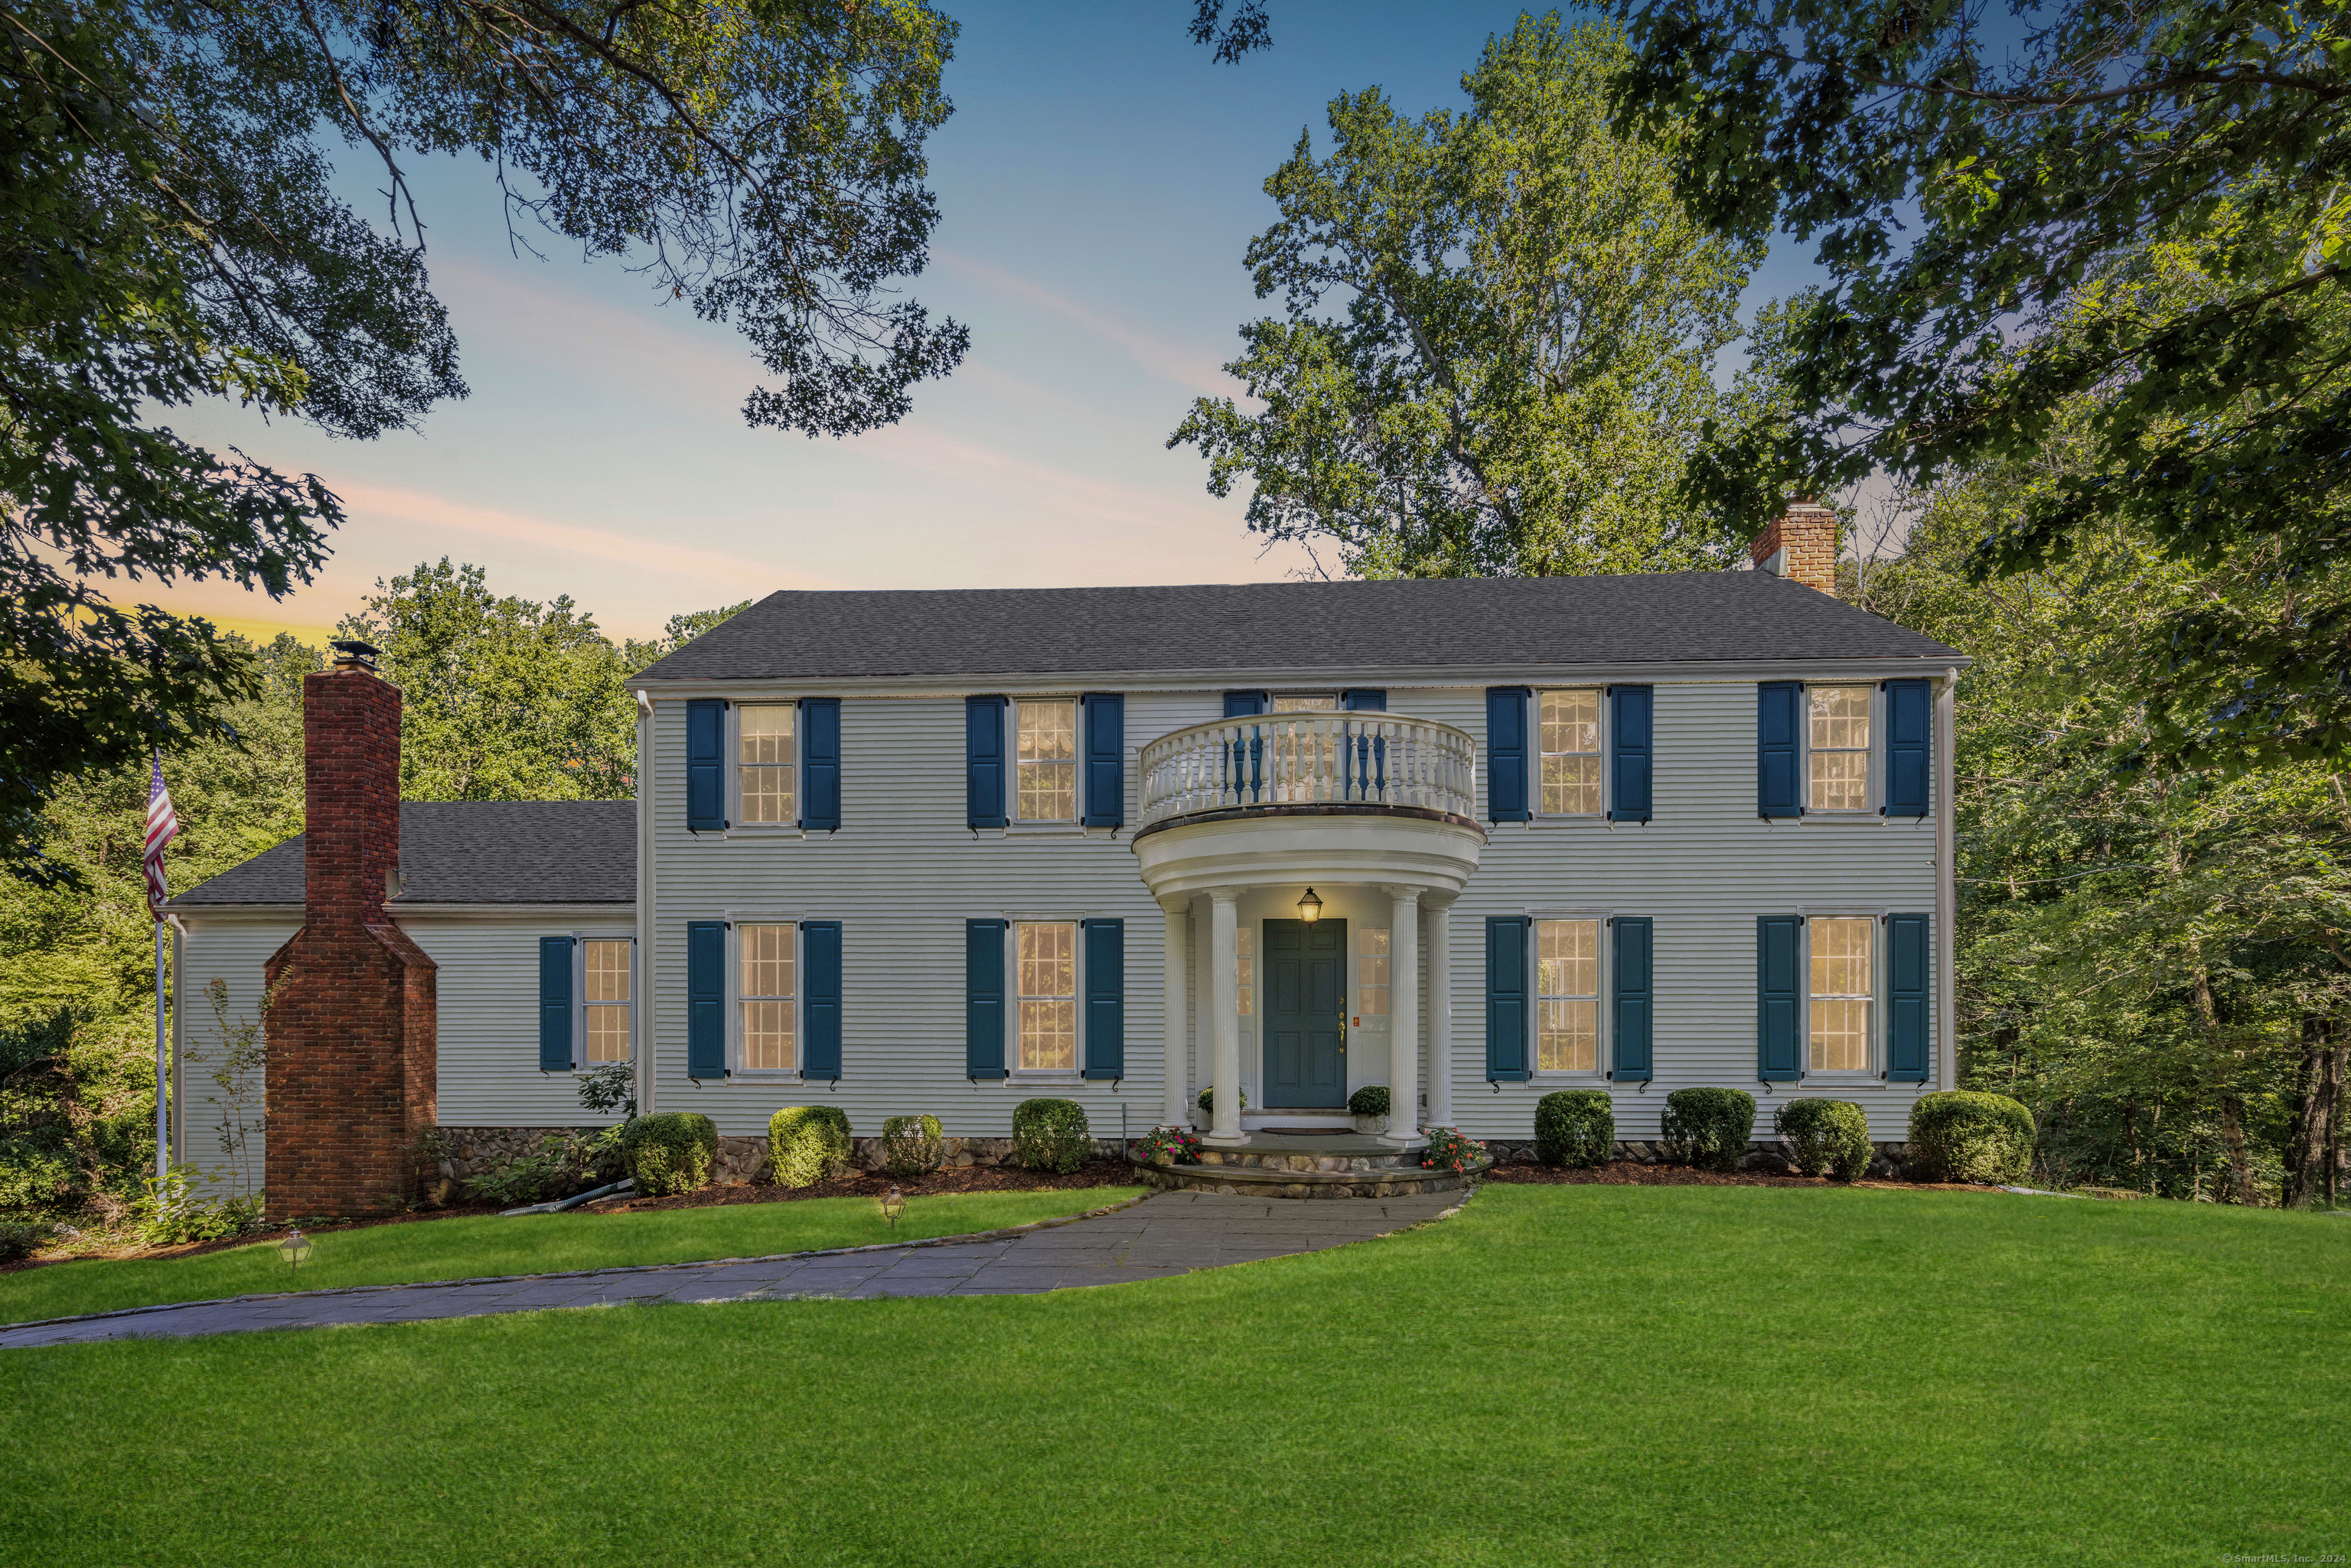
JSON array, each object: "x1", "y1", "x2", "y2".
[
  {"x1": 621, "y1": 1112, "x2": 719, "y2": 1197},
  {"x1": 1535, "y1": 1089, "x2": 1614, "y2": 1168},
  {"x1": 770, "y1": 1105, "x2": 853, "y2": 1189},
  {"x1": 1196, "y1": 1085, "x2": 1246, "y2": 1120},
  {"x1": 1775, "y1": 1098, "x2": 1873, "y2": 1181},
  {"x1": 881, "y1": 1113, "x2": 945, "y2": 1178},
  {"x1": 1012, "y1": 1097, "x2": 1092, "y2": 1174},
  {"x1": 1908, "y1": 1091, "x2": 2036, "y2": 1184},
  {"x1": 1347, "y1": 1084, "x2": 1390, "y2": 1132},
  {"x1": 1661, "y1": 1087, "x2": 1756, "y2": 1172}
]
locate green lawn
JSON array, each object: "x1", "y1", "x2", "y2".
[
  {"x1": 0, "y1": 1188, "x2": 1141, "y2": 1325},
  {"x1": 5, "y1": 1185, "x2": 2344, "y2": 1566}
]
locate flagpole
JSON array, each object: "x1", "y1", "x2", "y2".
[{"x1": 155, "y1": 918, "x2": 169, "y2": 1184}]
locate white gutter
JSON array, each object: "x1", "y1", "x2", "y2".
[{"x1": 1935, "y1": 666, "x2": 1960, "y2": 1092}]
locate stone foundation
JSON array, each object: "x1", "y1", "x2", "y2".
[{"x1": 1136, "y1": 1161, "x2": 1475, "y2": 1200}]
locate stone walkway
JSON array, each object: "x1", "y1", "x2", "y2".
[{"x1": 0, "y1": 1190, "x2": 1462, "y2": 1350}]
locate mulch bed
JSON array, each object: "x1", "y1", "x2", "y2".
[
  {"x1": 0, "y1": 1202, "x2": 511, "y2": 1276},
  {"x1": 1480, "y1": 1159, "x2": 1997, "y2": 1192},
  {"x1": 582, "y1": 1157, "x2": 1142, "y2": 1214}
]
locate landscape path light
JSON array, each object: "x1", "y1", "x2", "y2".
[
  {"x1": 879, "y1": 1186, "x2": 906, "y2": 1231},
  {"x1": 277, "y1": 1227, "x2": 313, "y2": 1277}
]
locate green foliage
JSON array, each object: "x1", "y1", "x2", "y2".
[
  {"x1": 1774, "y1": 1099, "x2": 1873, "y2": 1182},
  {"x1": 1910, "y1": 1094, "x2": 2038, "y2": 1186},
  {"x1": 1130, "y1": 1126, "x2": 1202, "y2": 1167},
  {"x1": 576, "y1": 1064, "x2": 635, "y2": 1121},
  {"x1": 132, "y1": 1167, "x2": 264, "y2": 1247},
  {"x1": 1170, "y1": 16, "x2": 1765, "y2": 579},
  {"x1": 461, "y1": 1135, "x2": 590, "y2": 1209},
  {"x1": 1420, "y1": 1126, "x2": 1485, "y2": 1173},
  {"x1": 0, "y1": 1221, "x2": 54, "y2": 1263},
  {"x1": 1661, "y1": 1087, "x2": 1755, "y2": 1172},
  {"x1": 880, "y1": 1114, "x2": 944, "y2": 1179},
  {"x1": 621, "y1": 1113, "x2": 718, "y2": 1198},
  {"x1": 1011, "y1": 1099, "x2": 1092, "y2": 1175},
  {"x1": 1347, "y1": 1084, "x2": 1390, "y2": 1118},
  {"x1": 1534, "y1": 1090, "x2": 1614, "y2": 1168},
  {"x1": 1196, "y1": 1086, "x2": 1246, "y2": 1117},
  {"x1": 769, "y1": 1106, "x2": 853, "y2": 1190}
]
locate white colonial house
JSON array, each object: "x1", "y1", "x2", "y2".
[{"x1": 168, "y1": 523, "x2": 1967, "y2": 1202}]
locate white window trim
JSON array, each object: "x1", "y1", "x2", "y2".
[
  {"x1": 1533, "y1": 686, "x2": 1609, "y2": 823},
  {"x1": 1525, "y1": 911, "x2": 1613, "y2": 1081},
  {"x1": 727, "y1": 915, "x2": 804, "y2": 1078},
  {"x1": 726, "y1": 699, "x2": 806, "y2": 839},
  {"x1": 573, "y1": 933, "x2": 637, "y2": 1071},
  {"x1": 1012, "y1": 696, "x2": 1082, "y2": 825},
  {"x1": 1799, "y1": 909, "x2": 1886, "y2": 1081},
  {"x1": 1798, "y1": 682, "x2": 1883, "y2": 820},
  {"x1": 1005, "y1": 914, "x2": 1087, "y2": 1081}
]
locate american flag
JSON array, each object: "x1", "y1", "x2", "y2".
[{"x1": 144, "y1": 751, "x2": 179, "y2": 921}]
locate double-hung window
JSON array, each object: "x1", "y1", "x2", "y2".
[
  {"x1": 582, "y1": 940, "x2": 632, "y2": 1063},
  {"x1": 1355, "y1": 926, "x2": 1389, "y2": 1020},
  {"x1": 739, "y1": 922, "x2": 797, "y2": 1072},
  {"x1": 1808, "y1": 917, "x2": 1873, "y2": 1071},
  {"x1": 1806, "y1": 686, "x2": 1872, "y2": 811},
  {"x1": 1535, "y1": 918, "x2": 1600, "y2": 1071},
  {"x1": 1016, "y1": 920, "x2": 1077, "y2": 1071},
  {"x1": 1272, "y1": 694, "x2": 1337, "y2": 712},
  {"x1": 1538, "y1": 689, "x2": 1603, "y2": 815},
  {"x1": 1016, "y1": 700, "x2": 1077, "y2": 821},
  {"x1": 737, "y1": 704, "x2": 796, "y2": 824}
]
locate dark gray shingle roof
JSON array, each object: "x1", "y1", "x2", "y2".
[
  {"x1": 170, "y1": 801, "x2": 634, "y2": 908},
  {"x1": 631, "y1": 574, "x2": 1960, "y2": 683}
]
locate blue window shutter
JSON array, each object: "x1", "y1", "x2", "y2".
[
  {"x1": 966, "y1": 696, "x2": 1008, "y2": 829},
  {"x1": 1223, "y1": 690, "x2": 1267, "y2": 718},
  {"x1": 539, "y1": 936, "x2": 574, "y2": 1071},
  {"x1": 1885, "y1": 680, "x2": 1930, "y2": 817},
  {"x1": 686, "y1": 699, "x2": 726, "y2": 830},
  {"x1": 1758, "y1": 682, "x2": 1802, "y2": 818},
  {"x1": 687, "y1": 921, "x2": 726, "y2": 1080},
  {"x1": 1341, "y1": 689, "x2": 1386, "y2": 711},
  {"x1": 1757, "y1": 916, "x2": 1802, "y2": 1081},
  {"x1": 1611, "y1": 918, "x2": 1653, "y2": 1081},
  {"x1": 1485, "y1": 916, "x2": 1531, "y2": 1081},
  {"x1": 1486, "y1": 687, "x2": 1531, "y2": 823},
  {"x1": 1886, "y1": 914, "x2": 1931, "y2": 1081},
  {"x1": 966, "y1": 918, "x2": 1008, "y2": 1079},
  {"x1": 1082, "y1": 918, "x2": 1125, "y2": 1080},
  {"x1": 1081, "y1": 693, "x2": 1125, "y2": 827},
  {"x1": 802, "y1": 921, "x2": 843, "y2": 1081},
  {"x1": 1608, "y1": 685, "x2": 1653, "y2": 823},
  {"x1": 801, "y1": 699, "x2": 840, "y2": 830}
]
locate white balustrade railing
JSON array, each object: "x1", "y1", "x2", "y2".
[{"x1": 1137, "y1": 712, "x2": 1478, "y2": 830}]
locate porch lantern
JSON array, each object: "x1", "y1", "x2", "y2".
[
  {"x1": 1296, "y1": 887, "x2": 1324, "y2": 924},
  {"x1": 277, "y1": 1227, "x2": 313, "y2": 1276}
]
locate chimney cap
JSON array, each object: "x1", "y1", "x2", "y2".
[{"x1": 330, "y1": 639, "x2": 381, "y2": 671}]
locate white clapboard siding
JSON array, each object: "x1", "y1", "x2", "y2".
[
  {"x1": 648, "y1": 680, "x2": 1943, "y2": 1144},
  {"x1": 171, "y1": 918, "x2": 296, "y2": 1199},
  {"x1": 404, "y1": 916, "x2": 636, "y2": 1127}
]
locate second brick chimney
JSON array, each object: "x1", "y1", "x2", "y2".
[
  {"x1": 263, "y1": 640, "x2": 437, "y2": 1220},
  {"x1": 1751, "y1": 500, "x2": 1841, "y2": 596}
]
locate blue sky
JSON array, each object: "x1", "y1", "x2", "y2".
[{"x1": 161, "y1": 2, "x2": 1819, "y2": 645}]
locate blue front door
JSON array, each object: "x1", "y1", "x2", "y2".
[{"x1": 1263, "y1": 918, "x2": 1346, "y2": 1108}]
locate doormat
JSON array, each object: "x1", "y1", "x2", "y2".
[{"x1": 1257, "y1": 1126, "x2": 1355, "y2": 1136}]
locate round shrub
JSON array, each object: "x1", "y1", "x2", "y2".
[
  {"x1": 881, "y1": 1113, "x2": 945, "y2": 1178},
  {"x1": 620, "y1": 1113, "x2": 718, "y2": 1198},
  {"x1": 769, "y1": 1105, "x2": 853, "y2": 1189},
  {"x1": 1909, "y1": 1091, "x2": 2036, "y2": 1184},
  {"x1": 1661, "y1": 1087, "x2": 1756, "y2": 1172},
  {"x1": 1535, "y1": 1089, "x2": 1614, "y2": 1168},
  {"x1": 1012, "y1": 1097, "x2": 1092, "y2": 1174},
  {"x1": 1348, "y1": 1084, "x2": 1391, "y2": 1118},
  {"x1": 0, "y1": 1221, "x2": 53, "y2": 1263},
  {"x1": 1775, "y1": 1098, "x2": 1873, "y2": 1181},
  {"x1": 1196, "y1": 1085, "x2": 1247, "y2": 1117}
]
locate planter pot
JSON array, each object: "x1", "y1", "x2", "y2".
[{"x1": 1352, "y1": 1114, "x2": 1385, "y2": 1136}]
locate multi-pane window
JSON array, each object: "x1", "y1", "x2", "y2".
[
  {"x1": 1355, "y1": 927, "x2": 1389, "y2": 1019},
  {"x1": 739, "y1": 705, "x2": 796, "y2": 824},
  {"x1": 1016, "y1": 700, "x2": 1077, "y2": 821},
  {"x1": 1016, "y1": 921, "x2": 1077, "y2": 1070},
  {"x1": 1235, "y1": 925, "x2": 1254, "y2": 1018},
  {"x1": 1536, "y1": 918, "x2": 1600, "y2": 1072},
  {"x1": 1272, "y1": 694, "x2": 1338, "y2": 712},
  {"x1": 1807, "y1": 686, "x2": 1871, "y2": 810},
  {"x1": 1809, "y1": 918, "x2": 1873, "y2": 1071},
  {"x1": 582, "y1": 940, "x2": 632, "y2": 1064},
  {"x1": 739, "y1": 923, "x2": 796, "y2": 1072},
  {"x1": 1539, "y1": 689, "x2": 1603, "y2": 814}
]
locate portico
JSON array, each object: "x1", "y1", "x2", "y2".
[{"x1": 1132, "y1": 711, "x2": 1485, "y2": 1151}]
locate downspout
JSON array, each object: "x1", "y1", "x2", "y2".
[
  {"x1": 635, "y1": 689, "x2": 657, "y2": 1119},
  {"x1": 1935, "y1": 666, "x2": 1959, "y2": 1093}
]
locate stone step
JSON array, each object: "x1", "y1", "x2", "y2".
[{"x1": 1131, "y1": 1155, "x2": 1484, "y2": 1201}]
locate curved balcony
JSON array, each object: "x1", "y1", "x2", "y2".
[{"x1": 1136, "y1": 712, "x2": 1479, "y2": 835}]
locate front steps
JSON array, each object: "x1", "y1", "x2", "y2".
[{"x1": 1132, "y1": 1133, "x2": 1487, "y2": 1200}]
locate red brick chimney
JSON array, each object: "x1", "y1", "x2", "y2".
[
  {"x1": 263, "y1": 641, "x2": 436, "y2": 1220},
  {"x1": 1750, "y1": 500, "x2": 1841, "y2": 596}
]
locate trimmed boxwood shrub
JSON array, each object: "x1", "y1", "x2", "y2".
[
  {"x1": 881, "y1": 1113, "x2": 945, "y2": 1178},
  {"x1": 1196, "y1": 1085, "x2": 1246, "y2": 1117},
  {"x1": 1012, "y1": 1097, "x2": 1092, "y2": 1174},
  {"x1": 769, "y1": 1105, "x2": 853, "y2": 1189},
  {"x1": 1535, "y1": 1089, "x2": 1614, "y2": 1168},
  {"x1": 1909, "y1": 1090, "x2": 2036, "y2": 1184},
  {"x1": 1661, "y1": 1087, "x2": 1756, "y2": 1172},
  {"x1": 1775, "y1": 1098, "x2": 1873, "y2": 1181},
  {"x1": 1347, "y1": 1084, "x2": 1391, "y2": 1118},
  {"x1": 620, "y1": 1112, "x2": 718, "y2": 1197}
]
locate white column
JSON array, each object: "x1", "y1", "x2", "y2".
[
  {"x1": 1207, "y1": 888, "x2": 1245, "y2": 1146},
  {"x1": 1386, "y1": 885, "x2": 1422, "y2": 1146},
  {"x1": 1160, "y1": 900, "x2": 1190, "y2": 1130},
  {"x1": 1191, "y1": 894, "x2": 1214, "y2": 1125},
  {"x1": 1423, "y1": 895, "x2": 1456, "y2": 1130}
]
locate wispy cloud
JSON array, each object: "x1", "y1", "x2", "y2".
[{"x1": 939, "y1": 250, "x2": 1237, "y2": 399}]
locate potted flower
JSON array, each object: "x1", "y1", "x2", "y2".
[{"x1": 1348, "y1": 1084, "x2": 1391, "y2": 1136}]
